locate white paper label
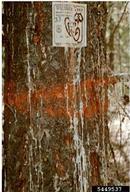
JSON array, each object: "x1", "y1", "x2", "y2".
[{"x1": 52, "y1": 2, "x2": 87, "y2": 47}]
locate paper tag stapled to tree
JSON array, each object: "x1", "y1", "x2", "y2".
[{"x1": 52, "y1": 2, "x2": 87, "y2": 47}]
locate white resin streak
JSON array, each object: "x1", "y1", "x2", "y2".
[
  {"x1": 39, "y1": 96, "x2": 44, "y2": 192},
  {"x1": 26, "y1": 19, "x2": 34, "y2": 192},
  {"x1": 26, "y1": 6, "x2": 39, "y2": 191},
  {"x1": 98, "y1": 40, "x2": 108, "y2": 185},
  {"x1": 64, "y1": 48, "x2": 88, "y2": 192},
  {"x1": 26, "y1": 5, "x2": 44, "y2": 191},
  {"x1": 82, "y1": 49, "x2": 91, "y2": 185}
]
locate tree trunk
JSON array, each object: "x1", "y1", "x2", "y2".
[{"x1": 3, "y1": 2, "x2": 108, "y2": 192}]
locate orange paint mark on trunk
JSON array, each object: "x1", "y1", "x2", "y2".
[{"x1": 4, "y1": 76, "x2": 117, "y2": 119}]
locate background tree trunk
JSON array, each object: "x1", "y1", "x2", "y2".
[{"x1": 3, "y1": 2, "x2": 108, "y2": 192}]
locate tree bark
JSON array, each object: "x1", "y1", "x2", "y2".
[{"x1": 3, "y1": 2, "x2": 108, "y2": 192}]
